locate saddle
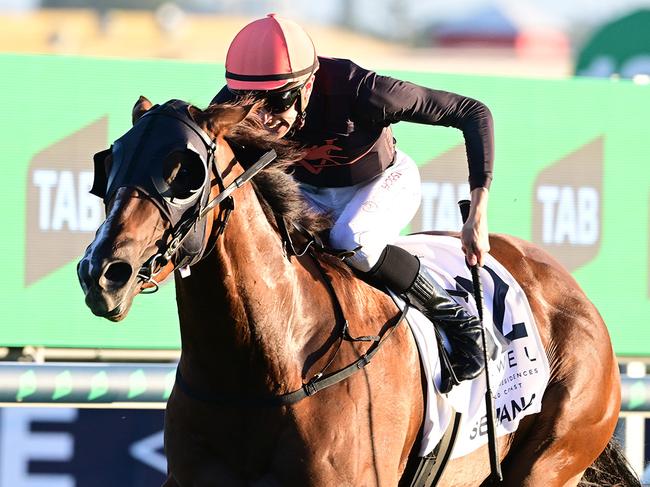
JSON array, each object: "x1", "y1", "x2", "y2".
[{"x1": 279, "y1": 223, "x2": 549, "y2": 481}]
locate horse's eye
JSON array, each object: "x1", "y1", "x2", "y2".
[{"x1": 162, "y1": 151, "x2": 206, "y2": 200}]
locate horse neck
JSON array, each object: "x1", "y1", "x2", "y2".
[{"x1": 175, "y1": 182, "x2": 330, "y2": 394}]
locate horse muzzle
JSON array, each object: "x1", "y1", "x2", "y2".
[{"x1": 77, "y1": 254, "x2": 137, "y2": 321}]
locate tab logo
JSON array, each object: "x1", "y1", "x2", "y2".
[
  {"x1": 25, "y1": 117, "x2": 108, "y2": 286},
  {"x1": 412, "y1": 144, "x2": 470, "y2": 232},
  {"x1": 532, "y1": 137, "x2": 603, "y2": 271}
]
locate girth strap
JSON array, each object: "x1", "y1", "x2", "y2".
[
  {"x1": 174, "y1": 303, "x2": 408, "y2": 408},
  {"x1": 407, "y1": 411, "x2": 462, "y2": 487}
]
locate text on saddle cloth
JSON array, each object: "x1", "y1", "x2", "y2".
[{"x1": 389, "y1": 234, "x2": 550, "y2": 459}]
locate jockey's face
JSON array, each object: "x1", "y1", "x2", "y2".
[
  {"x1": 259, "y1": 75, "x2": 315, "y2": 138},
  {"x1": 258, "y1": 103, "x2": 298, "y2": 138}
]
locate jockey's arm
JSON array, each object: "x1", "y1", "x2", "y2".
[{"x1": 353, "y1": 72, "x2": 494, "y2": 265}]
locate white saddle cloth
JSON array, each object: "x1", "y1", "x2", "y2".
[{"x1": 391, "y1": 234, "x2": 550, "y2": 459}]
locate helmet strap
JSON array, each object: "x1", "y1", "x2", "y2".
[
  {"x1": 292, "y1": 111, "x2": 306, "y2": 133},
  {"x1": 290, "y1": 87, "x2": 307, "y2": 133}
]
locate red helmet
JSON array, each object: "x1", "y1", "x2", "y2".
[{"x1": 225, "y1": 13, "x2": 318, "y2": 92}]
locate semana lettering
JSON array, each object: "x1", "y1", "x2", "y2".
[
  {"x1": 469, "y1": 393, "x2": 537, "y2": 440},
  {"x1": 498, "y1": 393, "x2": 536, "y2": 423}
]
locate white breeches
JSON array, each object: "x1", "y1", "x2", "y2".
[{"x1": 299, "y1": 149, "x2": 422, "y2": 272}]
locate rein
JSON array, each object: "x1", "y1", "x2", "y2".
[{"x1": 175, "y1": 253, "x2": 409, "y2": 407}]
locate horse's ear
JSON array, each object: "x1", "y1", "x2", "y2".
[
  {"x1": 132, "y1": 96, "x2": 153, "y2": 125},
  {"x1": 217, "y1": 105, "x2": 254, "y2": 131},
  {"x1": 191, "y1": 104, "x2": 255, "y2": 138}
]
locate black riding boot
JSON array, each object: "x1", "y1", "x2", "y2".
[
  {"x1": 406, "y1": 268, "x2": 485, "y2": 392},
  {"x1": 363, "y1": 244, "x2": 486, "y2": 393}
]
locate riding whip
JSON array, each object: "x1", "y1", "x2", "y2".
[{"x1": 458, "y1": 199, "x2": 503, "y2": 484}]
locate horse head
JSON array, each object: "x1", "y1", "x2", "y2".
[{"x1": 77, "y1": 96, "x2": 254, "y2": 321}]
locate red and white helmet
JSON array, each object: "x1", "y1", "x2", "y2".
[{"x1": 225, "y1": 13, "x2": 318, "y2": 92}]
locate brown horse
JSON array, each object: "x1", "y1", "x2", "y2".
[{"x1": 78, "y1": 96, "x2": 637, "y2": 487}]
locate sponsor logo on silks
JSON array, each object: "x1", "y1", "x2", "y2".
[
  {"x1": 469, "y1": 393, "x2": 537, "y2": 440},
  {"x1": 299, "y1": 138, "x2": 347, "y2": 174},
  {"x1": 532, "y1": 137, "x2": 603, "y2": 272},
  {"x1": 413, "y1": 144, "x2": 470, "y2": 232},
  {"x1": 25, "y1": 117, "x2": 108, "y2": 286}
]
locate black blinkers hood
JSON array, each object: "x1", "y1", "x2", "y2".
[{"x1": 91, "y1": 100, "x2": 216, "y2": 268}]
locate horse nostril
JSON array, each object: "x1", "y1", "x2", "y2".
[{"x1": 103, "y1": 261, "x2": 133, "y2": 288}]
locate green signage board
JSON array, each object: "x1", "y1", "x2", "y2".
[
  {"x1": 1, "y1": 54, "x2": 649, "y2": 354},
  {"x1": 575, "y1": 9, "x2": 650, "y2": 78}
]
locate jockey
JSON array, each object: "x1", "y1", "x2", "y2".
[{"x1": 213, "y1": 14, "x2": 494, "y2": 394}]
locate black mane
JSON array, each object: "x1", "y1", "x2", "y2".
[{"x1": 219, "y1": 102, "x2": 333, "y2": 236}]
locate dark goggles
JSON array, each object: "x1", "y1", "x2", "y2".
[{"x1": 232, "y1": 86, "x2": 303, "y2": 114}]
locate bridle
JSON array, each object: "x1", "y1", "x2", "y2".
[
  {"x1": 90, "y1": 100, "x2": 278, "y2": 293},
  {"x1": 138, "y1": 146, "x2": 278, "y2": 292}
]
